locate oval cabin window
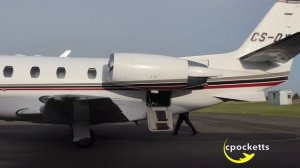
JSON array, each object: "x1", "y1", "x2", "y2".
[
  {"x1": 30, "y1": 66, "x2": 40, "y2": 78},
  {"x1": 3, "y1": 66, "x2": 14, "y2": 78},
  {"x1": 56, "y1": 67, "x2": 66, "y2": 79},
  {"x1": 87, "y1": 68, "x2": 97, "y2": 79}
]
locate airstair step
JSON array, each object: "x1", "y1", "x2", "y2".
[
  {"x1": 155, "y1": 123, "x2": 169, "y2": 130},
  {"x1": 147, "y1": 107, "x2": 173, "y2": 132}
]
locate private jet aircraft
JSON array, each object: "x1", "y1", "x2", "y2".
[{"x1": 0, "y1": 0, "x2": 299, "y2": 147}]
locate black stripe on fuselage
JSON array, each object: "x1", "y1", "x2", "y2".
[
  {"x1": 0, "y1": 76, "x2": 288, "y2": 89},
  {"x1": 207, "y1": 76, "x2": 288, "y2": 85}
]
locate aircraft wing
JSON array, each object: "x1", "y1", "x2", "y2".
[
  {"x1": 240, "y1": 32, "x2": 300, "y2": 63},
  {"x1": 213, "y1": 91, "x2": 266, "y2": 102},
  {"x1": 16, "y1": 95, "x2": 129, "y2": 124}
]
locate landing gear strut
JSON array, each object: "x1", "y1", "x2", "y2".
[
  {"x1": 69, "y1": 124, "x2": 95, "y2": 148},
  {"x1": 71, "y1": 101, "x2": 95, "y2": 148},
  {"x1": 74, "y1": 129, "x2": 95, "y2": 148}
]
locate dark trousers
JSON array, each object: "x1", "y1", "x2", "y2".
[{"x1": 174, "y1": 113, "x2": 197, "y2": 134}]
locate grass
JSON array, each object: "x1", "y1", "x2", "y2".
[{"x1": 196, "y1": 100, "x2": 300, "y2": 118}]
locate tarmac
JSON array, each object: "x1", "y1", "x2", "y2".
[{"x1": 0, "y1": 113, "x2": 300, "y2": 168}]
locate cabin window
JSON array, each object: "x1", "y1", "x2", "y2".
[
  {"x1": 3, "y1": 66, "x2": 13, "y2": 78},
  {"x1": 87, "y1": 68, "x2": 97, "y2": 79},
  {"x1": 56, "y1": 67, "x2": 66, "y2": 79},
  {"x1": 30, "y1": 66, "x2": 40, "y2": 78}
]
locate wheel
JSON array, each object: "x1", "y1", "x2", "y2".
[{"x1": 74, "y1": 129, "x2": 95, "y2": 148}]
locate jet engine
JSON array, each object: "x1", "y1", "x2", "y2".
[{"x1": 106, "y1": 53, "x2": 222, "y2": 90}]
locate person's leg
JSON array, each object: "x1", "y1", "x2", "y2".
[
  {"x1": 172, "y1": 116, "x2": 184, "y2": 135},
  {"x1": 185, "y1": 118, "x2": 198, "y2": 136}
]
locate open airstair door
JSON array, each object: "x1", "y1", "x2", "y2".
[{"x1": 146, "y1": 91, "x2": 173, "y2": 132}]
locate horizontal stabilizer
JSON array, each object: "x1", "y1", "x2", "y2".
[
  {"x1": 240, "y1": 32, "x2": 300, "y2": 63},
  {"x1": 214, "y1": 91, "x2": 266, "y2": 102}
]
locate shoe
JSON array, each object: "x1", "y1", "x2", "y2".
[
  {"x1": 171, "y1": 132, "x2": 178, "y2": 136},
  {"x1": 191, "y1": 131, "x2": 197, "y2": 136}
]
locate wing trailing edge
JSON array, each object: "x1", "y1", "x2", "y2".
[{"x1": 214, "y1": 91, "x2": 266, "y2": 102}]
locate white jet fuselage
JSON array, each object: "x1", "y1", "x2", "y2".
[
  {"x1": 1, "y1": 0, "x2": 300, "y2": 147},
  {"x1": 0, "y1": 53, "x2": 288, "y2": 123},
  {"x1": 0, "y1": 0, "x2": 299, "y2": 127}
]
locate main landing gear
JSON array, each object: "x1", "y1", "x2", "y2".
[
  {"x1": 69, "y1": 124, "x2": 95, "y2": 148},
  {"x1": 71, "y1": 101, "x2": 95, "y2": 148}
]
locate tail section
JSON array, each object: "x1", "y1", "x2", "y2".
[
  {"x1": 182, "y1": 1, "x2": 300, "y2": 102},
  {"x1": 239, "y1": 0, "x2": 300, "y2": 56},
  {"x1": 184, "y1": 0, "x2": 300, "y2": 74}
]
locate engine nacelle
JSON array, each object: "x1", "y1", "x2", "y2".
[{"x1": 107, "y1": 53, "x2": 222, "y2": 90}]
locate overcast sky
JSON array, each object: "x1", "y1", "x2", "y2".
[{"x1": 0, "y1": 0, "x2": 298, "y2": 93}]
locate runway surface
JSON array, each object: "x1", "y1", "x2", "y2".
[{"x1": 0, "y1": 113, "x2": 300, "y2": 168}]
